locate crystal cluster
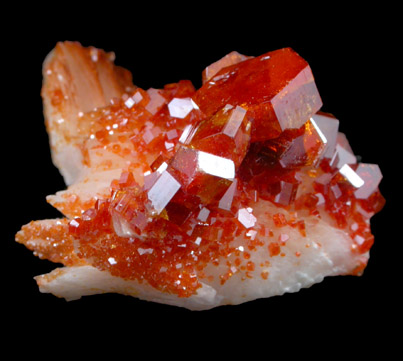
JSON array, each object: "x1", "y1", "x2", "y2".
[{"x1": 65, "y1": 47, "x2": 384, "y2": 297}]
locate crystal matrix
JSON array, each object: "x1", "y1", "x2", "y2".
[{"x1": 16, "y1": 42, "x2": 384, "y2": 309}]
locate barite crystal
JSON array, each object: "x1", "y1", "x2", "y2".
[{"x1": 15, "y1": 42, "x2": 385, "y2": 309}]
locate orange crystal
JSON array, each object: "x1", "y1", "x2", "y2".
[{"x1": 193, "y1": 48, "x2": 322, "y2": 142}]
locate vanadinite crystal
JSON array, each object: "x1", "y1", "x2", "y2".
[{"x1": 18, "y1": 43, "x2": 385, "y2": 304}]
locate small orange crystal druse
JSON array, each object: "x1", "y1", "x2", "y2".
[{"x1": 16, "y1": 43, "x2": 384, "y2": 304}]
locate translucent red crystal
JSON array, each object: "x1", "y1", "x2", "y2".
[
  {"x1": 183, "y1": 104, "x2": 250, "y2": 168},
  {"x1": 193, "y1": 47, "x2": 323, "y2": 142},
  {"x1": 68, "y1": 48, "x2": 384, "y2": 298}
]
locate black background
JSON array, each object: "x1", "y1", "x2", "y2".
[{"x1": 3, "y1": 5, "x2": 399, "y2": 354}]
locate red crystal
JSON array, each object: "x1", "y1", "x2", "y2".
[
  {"x1": 193, "y1": 48, "x2": 322, "y2": 142},
  {"x1": 169, "y1": 146, "x2": 235, "y2": 204},
  {"x1": 202, "y1": 51, "x2": 253, "y2": 84},
  {"x1": 118, "y1": 171, "x2": 138, "y2": 188},
  {"x1": 277, "y1": 118, "x2": 327, "y2": 168},
  {"x1": 63, "y1": 47, "x2": 384, "y2": 298},
  {"x1": 184, "y1": 104, "x2": 250, "y2": 167},
  {"x1": 145, "y1": 88, "x2": 167, "y2": 115}
]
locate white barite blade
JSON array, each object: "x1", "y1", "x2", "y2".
[
  {"x1": 41, "y1": 41, "x2": 134, "y2": 185},
  {"x1": 35, "y1": 265, "x2": 223, "y2": 311}
]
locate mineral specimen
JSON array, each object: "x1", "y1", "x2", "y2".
[{"x1": 15, "y1": 42, "x2": 384, "y2": 309}]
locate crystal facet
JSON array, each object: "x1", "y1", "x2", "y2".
[
  {"x1": 145, "y1": 88, "x2": 166, "y2": 115},
  {"x1": 311, "y1": 112, "x2": 339, "y2": 159},
  {"x1": 169, "y1": 146, "x2": 235, "y2": 204},
  {"x1": 339, "y1": 164, "x2": 365, "y2": 188},
  {"x1": 330, "y1": 133, "x2": 357, "y2": 169},
  {"x1": 147, "y1": 170, "x2": 181, "y2": 214},
  {"x1": 278, "y1": 118, "x2": 327, "y2": 168},
  {"x1": 168, "y1": 97, "x2": 198, "y2": 119},
  {"x1": 202, "y1": 51, "x2": 252, "y2": 84},
  {"x1": 185, "y1": 104, "x2": 251, "y2": 167},
  {"x1": 354, "y1": 164, "x2": 383, "y2": 199},
  {"x1": 237, "y1": 208, "x2": 257, "y2": 229}
]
